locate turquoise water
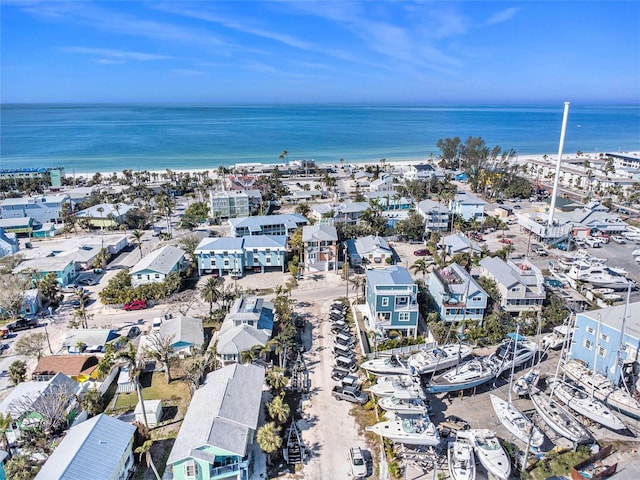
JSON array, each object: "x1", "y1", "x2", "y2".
[{"x1": 1, "y1": 104, "x2": 638, "y2": 173}]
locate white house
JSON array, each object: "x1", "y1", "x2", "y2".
[
  {"x1": 369, "y1": 173, "x2": 395, "y2": 192},
  {"x1": 417, "y1": 199, "x2": 451, "y2": 233},
  {"x1": 346, "y1": 235, "x2": 393, "y2": 268},
  {"x1": 130, "y1": 245, "x2": 186, "y2": 287},
  {"x1": 158, "y1": 315, "x2": 205, "y2": 356},
  {"x1": 449, "y1": 192, "x2": 485, "y2": 222},
  {"x1": 0, "y1": 194, "x2": 70, "y2": 225}
]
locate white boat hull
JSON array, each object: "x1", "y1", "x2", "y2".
[
  {"x1": 528, "y1": 387, "x2": 591, "y2": 444},
  {"x1": 366, "y1": 415, "x2": 440, "y2": 446},
  {"x1": 408, "y1": 344, "x2": 474, "y2": 375},
  {"x1": 361, "y1": 356, "x2": 410, "y2": 376},
  {"x1": 428, "y1": 358, "x2": 496, "y2": 393},
  {"x1": 490, "y1": 394, "x2": 544, "y2": 448},
  {"x1": 448, "y1": 440, "x2": 476, "y2": 480},
  {"x1": 461, "y1": 429, "x2": 511, "y2": 480},
  {"x1": 378, "y1": 396, "x2": 429, "y2": 415}
]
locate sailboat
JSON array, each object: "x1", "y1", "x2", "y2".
[
  {"x1": 528, "y1": 380, "x2": 592, "y2": 444},
  {"x1": 407, "y1": 343, "x2": 474, "y2": 375},
  {"x1": 447, "y1": 437, "x2": 476, "y2": 480},
  {"x1": 546, "y1": 377, "x2": 626, "y2": 431},
  {"x1": 490, "y1": 324, "x2": 544, "y2": 448},
  {"x1": 460, "y1": 429, "x2": 511, "y2": 480},
  {"x1": 366, "y1": 413, "x2": 440, "y2": 446},
  {"x1": 379, "y1": 392, "x2": 431, "y2": 415},
  {"x1": 427, "y1": 356, "x2": 496, "y2": 393},
  {"x1": 361, "y1": 355, "x2": 410, "y2": 376}
]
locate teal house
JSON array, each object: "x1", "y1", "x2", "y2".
[
  {"x1": 166, "y1": 363, "x2": 265, "y2": 480},
  {"x1": 365, "y1": 266, "x2": 419, "y2": 339},
  {"x1": 13, "y1": 254, "x2": 77, "y2": 287}
]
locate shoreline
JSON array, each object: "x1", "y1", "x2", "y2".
[{"x1": 63, "y1": 151, "x2": 640, "y2": 179}]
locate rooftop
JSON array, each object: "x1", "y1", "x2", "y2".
[
  {"x1": 130, "y1": 245, "x2": 185, "y2": 275},
  {"x1": 366, "y1": 266, "x2": 414, "y2": 286}
]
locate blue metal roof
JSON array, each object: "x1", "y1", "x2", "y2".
[{"x1": 366, "y1": 266, "x2": 414, "y2": 286}]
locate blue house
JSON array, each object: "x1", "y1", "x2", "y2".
[
  {"x1": 195, "y1": 235, "x2": 287, "y2": 277},
  {"x1": 228, "y1": 214, "x2": 307, "y2": 237},
  {"x1": 14, "y1": 254, "x2": 77, "y2": 287},
  {"x1": 569, "y1": 302, "x2": 640, "y2": 388},
  {"x1": 365, "y1": 266, "x2": 419, "y2": 338},
  {"x1": 427, "y1": 263, "x2": 488, "y2": 324},
  {"x1": 449, "y1": 192, "x2": 485, "y2": 222}
]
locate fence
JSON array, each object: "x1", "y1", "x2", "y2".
[{"x1": 365, "y1": 341, "x2": 436, "y2": 360}]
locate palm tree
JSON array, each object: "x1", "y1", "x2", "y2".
[
  {"x1": 256, "y1": 422, "x2": 282, "y2": 464},
  {"x1": 267, "y1": 395, "x2": 290, "y2": 425},
  {"x1": 135, "y1": 440, "x2": 161, "y2": 480},
  {"x1": 0, "y1": 413, "x2": 12, "y2": 458},
  {"x1": 131, "y1": 229, "x2": 144, "y2": 260},
  {"x1": 411, "y1": 258, "x2": 429, "y2": 278},
  {"x1": 265, "y1": 366, "x2": 289, "y2": 394},
  {"x1": 200, "y1": 277, "x2": 222, "y2": 314},
  {"x1": 116, "y1": 342, "x2": 148, "y2": 428},
  {"x1": 350, "y1": 275, "x2": 365, "y2": 303}
]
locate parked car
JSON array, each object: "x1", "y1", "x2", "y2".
[
  {"x1": 349, "y1": 446, "x2": 368, "y2": 478},
  {"x1": 0, "y1": 328, "x2": 9, "y2": 339},
  {"x1": 126, "y1": 326, "x2": 141, "y2": 339},
  {"x1": 124, "y1": 300, "x2": 147, "y2": 311},
  {"x1": 78, "y1": 278, "x2": 98, "y2": 286},
  {"x1": 612, "y1": 235, "x2": 626, "y2": 244},
  {"x1": 413, "y1": 248, "x2": 430, "y2": 256},
  {"x1": 331, "y1": 386, "x2": 369, "y2": 405},
  {"x1": 531, "y1": 245, "x2": 548, "y2": 256},
  {"x1": 7, "y1": 318, "x2": 39, "y2": 332}
]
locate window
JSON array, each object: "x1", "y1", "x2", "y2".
[
  {"x1": 381, "y1": 297, "x2": 389, "y2": 307},
  {"x1": 396, "y1": 296, "x2": 408, "y2": 307},
  {"x1": 597, "y1": 346, "x2": 607, "y2": 357},
  {"x1": 137, "y1": 274, "x2": 142, "y2": 279},
  {"x1": 154, "y1": 273, "x2": 160, "y2": 279},
  {"x1": 184, "y1": 461, "x2": 198, "y2": 478},
  {"x1": 471, "y1": 296, "x2": 482, "y2": 302},
  {"x1": 586, "y1": 326, "x2": 595, "y2": 334},
  {"x1": 600, "y1": 333, "x2": 609, "y2": 342},
  {"x1": 224, "y1": 259, "x2": 229, "y2": 267},
  {"x1": 398, "y1": 312, "x2": 410, "y2": 322},
  {"x1": 266, "y1": 256, "x2": 271, "y2": 264},
  {"x1": 583, "y1": 339, "x2": 592, "y2": 350}
]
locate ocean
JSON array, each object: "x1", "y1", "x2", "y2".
[{"x1": 1, "y1": 104, "x2": 638, "y2": 174}]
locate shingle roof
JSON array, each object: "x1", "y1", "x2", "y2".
[
  {"x1": 0, "y1": 373, "x2": 79, "y2": 417},
  {"x1": 32, "y1": 355, "x2": 99, "y2": 379},
  {"x1": 195, "y1": 237, "x2": 244, "y2": 252},
  {"x1": 354, "y1": 235, "x2": 390, "y2": 255},
  {"x1": 130, "y1": 245, "x2": 185, "y2": 275},
  {"x1": 217, "y1": 324, "x2": 271, "y2": 355},
  {"x1": 366, "y1": 266, "x2": 414, "y2": 286},
  {"x1": 167, "y1": 363, "x2": 265, "y2": 464},
  {"x1": 34, "y1": 414, "x2": 136, "y2": 480},
  {"x1": 479, "y1": 256, "x2": 519, "y2": 288},
  {"x1": 159, "y1": 316, "x2": 204, "y2": 348},
  {"x1": 442, "y1": 233, "x2": 481, "y2": 254},
  {"x1": 302, "y1": 224, "x2": 338, "y2": 242},
  {"x1": 75, "y1": 203, "x2": 133, "y2": 219},
  {"x1": 62, "y1": 329, "x2": 119, "y2": 349},
  {"x1": 229, "y1": 214, "x2": 308, "y2": 231},
  {"x1": 417, "y1": 199, "x2": 450, "y2": 214}
]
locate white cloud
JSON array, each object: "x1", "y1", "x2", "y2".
[
  {"x1": 486, "y1": 7, "x2": 520, "y2": 25},
  {"x1": 63, "y1": 47, "x2": 170, "y2": 61}
]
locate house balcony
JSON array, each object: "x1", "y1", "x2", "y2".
[
  {"x1": 210, "y1": 460, "x2": 247, "y2": 479},
  {"x1": 394, "y1": 302, "x2": 419, "y2": 312}
]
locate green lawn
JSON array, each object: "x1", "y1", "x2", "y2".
[
  {"x1": 523, "y1": 447, "x2": 592, "y2": 480},
  {"x1": 109, "y1": 371, "x2": 190, "y2": 413}
]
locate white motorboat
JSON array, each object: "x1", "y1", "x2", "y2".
[
  {"x1": 361, "y1": 355, "x2": 410, "y2": 376},
  {"x1": 487, "y1": 335, "x2": 538, "y2": 376},
  {"x1": 448, "y1": 438, "x2": 476, "y2": 480},
  {"x1": 564, "y1": 360, "x2": 640, "y2": 420},
  {"x1": 379, "y1": 393, "x2": 430, "y2": 415},
  {"x1": 546, "y1": 377, "x2": 626, "y2": 431},
  {"x1": 490, "y1": 394, "x2": 544, "y2": 448},
  {"x1": 567, "y1": 262, "x2": 634, "y2": 290},
  {"x1": 528, "y1": 383, "x2": 591, "y2": 444},
  {"x1": 541, "y1": 325, "x2": 570, "y2": 350},
  {"x1": 367, "y1": 375, "x2": 424, "y2": 399},
  {"x1": 428, "y1": 357, "x2": 496, "y2": 393},
  {"x1": 557, "y1": 250, "x2": 605, "y2": 271},
  {"x1": 460, "y1": 429, "x2": 511, "y2": 480},
  {"x1": 366, "y1": 414, "x2": 440, "y2": 446},
  {"x1": 512, "y1": 368, "x2": 540, "y2": 398},
  {"x1": 407, "y1": 343, "x2": 474, "y2": 375}
]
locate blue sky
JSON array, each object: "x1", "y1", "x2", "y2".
[{"x1": 2, "y1": 1, "x2": 639, "y2": 104}]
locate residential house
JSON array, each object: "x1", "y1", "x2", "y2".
[
  {"x1": 216, "y1": 296, "x2": 274, "y2": 365},
  {"x1": 14, "y1": 254, "x2": 77, "y2": 287},
  {"x1": 441, "y1": 232, "x2": 483, "y2": 257},
  {"x1": 32, "y1": 355, "x2": 100, "y2": 382},
  {"x1": 346, "y1": 235, "x2": 393, "y2": 268},
  {"x1": 0, "y1": 217, "x2": 34, "y2": 236},
  {"x1": 0, "y1": 228, "x2": 19, "y2": 257},
  {"x1": 303, "y1": 224, "x2": 338, "y2": 272},
  {"x1": 369, "y1": 173, "x2": 395, "y2": 192},
  {"x1": 21, "y1": 288, "x2": 41, "y2": 317},
  {"x1": 403, "y1": 163, "x2": 439, "y2": 181},
  {"x1": 365, "y1": 191, "x2": 412, "y2": 211},
  {"x1": 158, "y1": 315, "x2": 205, "y2": 356},
  {"x1": 0, "y1": 373, "x2": 80, "y2": 447},
  {"x1": 130, "y1": 245, "x2": 187, "y2": 287},
  {"x1": 351, "y1": 171, "x2": 372, "y2": 189},
  {"x1": 417, "y1": 199, "x2": 451, "y2": 233},
  {"x1": 35, "y1": 413, "x2": 136, "y2": 480},
  {"x1": 428, "y1": 263, "x2": 488, "y2": 324},
  {"x1": 334, "y1": 202, "x2": 370, "y2": 224},
  {"x1": 479, "y1": 256, "x2": 546, "y2": 315},
  {"x1": 365, "y1": 266, "x2": 419, "y2": 338},
  {"x1": 195, "y1": 235, "x2": 287, "y2": 277},
  {"x1": 210, "y1": 191, "x2": 249, "y2": 220},
  {"x1": 569, "y1": 302, "x2": 640, "y2": 388},
  {"x1": 62, "y1": 329, "x2": 121, "y2": 354},
  {"x1": 229, "y1": 214, "x2": 308, "y2": 237},
  {"x1": 449, "y1": 192, "x2": 485, "y2": 222},
  {"x1": 0, "y1": 194, "x2": 70, "y2": 225},
  {"x1": 310, "y1": 203, "x2": 336, "y2": 225},
  {"x1": 166, "y1": 363, "x2": 265, "y2": 480},
  {"x1": 74, "y1": 203, "x2": 133, "y2": 228}
]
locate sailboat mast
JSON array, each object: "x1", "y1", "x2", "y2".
[
  {"x1": 507, "y1": 324, "x2": 520, "y2": 404},
  {"x1": 613, "y1": 284, "x2": 631, "y2": 388}
]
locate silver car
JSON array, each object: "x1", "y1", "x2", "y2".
[{"x1": 349, "y1": 446, "x2": 367, "y2": 478}]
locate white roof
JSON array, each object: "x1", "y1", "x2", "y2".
[
  {"x1": 130, "y1": 245, "x2": 185, "y2": 275},
  {"x1": 35, "y1": 414, "x2": 136, "y2": 480}
]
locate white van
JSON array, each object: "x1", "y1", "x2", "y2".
[{"x1": 152, "y1": 317, "x2": 162, "y2": 332}]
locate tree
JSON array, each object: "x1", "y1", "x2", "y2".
[
  {"x1": 37, "y1": 272, "x2": 62, "y2": 305},
  {"x1": 135, "y1": 440, "x2": 161, "y2": 480},
  {"x1": 0, "y1": 412, "x2": 12, "y2": 457},
  {"x1": 131, "y1": 229, "x2": 144, "y2": 260},
  {"x1": 143, "y1": 333, "x2": 176, "y2": 383},
  {"x1": 394, "y1": 211, "x2": 426, "y2": 241},
  {"x1": 4, "y1": 455, "x2": 40, "y2": 480},
  {"x1": 267, "y1": 395, "x2": 290, "y2": 425},
  {"x1": 81, "y1": 386, "x2": 104, "y2": 416},
  {"x1": 94, "y1": 247, "x2": 111, "y2": 270},
  {"x1": 0, "y1": 274, "x2": 28, "y2": 321},
  {"x1": 410, "y1": 258, "x2": 429, "y2": 278},
  {"x1": 116, "y1": 342, "x2": 149, "y2": 427},
  {"x1": 436, "y1": 136, "x2": 462, "y2": 168},
  {"x1": 265, "y1": 366, "x2": 289, "y2": 394},
  {"x1": 256, "y1": 422, "x2": 282, "y2": 463},
  {"x1": 14, "y1": 333, "x2": 48, "y2": 361},
  {"x1": 8, "y1": 360, "x2": 27, "y2": 385},
  {"x1": 200, "y1": 277, "x2": 223, "y2": 314}
]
